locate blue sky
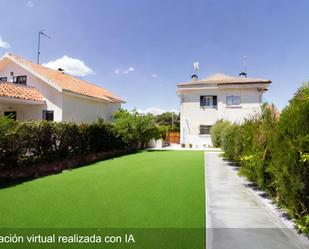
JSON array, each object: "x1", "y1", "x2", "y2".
[{"x1": 0, "y1": 0, "x2": 309, "y2": 112}]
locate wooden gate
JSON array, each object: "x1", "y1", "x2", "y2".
[{"x1": 167, "y1": 131, "x2": 180, "y2": 144}]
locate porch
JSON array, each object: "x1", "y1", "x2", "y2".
[{"x1": 0, "y1": 82, "x2": 45, "y2": 121}]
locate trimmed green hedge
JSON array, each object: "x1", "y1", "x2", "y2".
[
  {"x1": 0, "y1": 108, "x2": 164, "y2": 172},
  {"x1": 210, "y1": 119, "x2": 230, "y2": 147},
  {"x1": 0, "y1": 118, "x2": 127, "y2": 169},
  {"x1": 211, "y1": 84, "x2": 309, "y2": 233}
]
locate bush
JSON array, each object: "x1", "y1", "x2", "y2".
[
  {"x1": 221, "y1": 123, "x2": 243, "y2": 161},
  {"x1": 0, "y1": 109, "x2": 161, "y2": 169},
  {"x1": 0, "y1": 118, "x2": 128, "y2": 169},
  {"x1": 211, "y1": 120, "x2": 230, "y2": 147},
  {"x1": 211, "y1": 84, "x2": 309, "y2": 233},
  {"x1": 239, "y1": 105, "x2": 278, "y2": 189},
  {"x1": 269, "y1": 85, "x2": 309, "y2": 220},
  {"x1": 113, "y1": 109, "x2": 160, "y2": 148}
]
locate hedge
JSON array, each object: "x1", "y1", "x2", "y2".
[
  {"x1": 0, "y1": 118, "x2": 129, "y2": 169},
  {"x1": 211, "y1": 84, "x2": 309, "y2": 233},
  {"x1": 210, "y1": 119, "x2": 230, "y2": 147}
]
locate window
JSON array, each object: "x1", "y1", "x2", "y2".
[
  {"x1": 200, "y1": 125, "x2": 212, "y2": 135},
  {"x1": 0, "y1": 77, "x2": 7, "y2": 82},
  {"x1": 226, "y1": 95, "x2": 240, "y2": 106},
  {"x1": 43, "y1": 110, "x2": 54, "y2": 121},
  {"x1": 4, "y1": 111, "x2": 17, "y2": 120},
  {"x1": 200, "y1": 95, "x2": 217, "y2": 107},
  {"x1": 13, "y1": 75, "x2": 27, "y2": 85}
]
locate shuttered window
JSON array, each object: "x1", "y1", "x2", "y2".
[
  {"x1": 200, "y1": 125, "x2": 212, "y2": 135},
  {"x1": 200, "y1": 96, "x2": 217, "y2": 107}
]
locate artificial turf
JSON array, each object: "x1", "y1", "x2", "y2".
[{"x1": 0, "y1": 150, "x2": 205, "y2": 248}]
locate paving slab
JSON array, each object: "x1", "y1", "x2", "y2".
[{"x1": 205, "y1": 152, "x2": 309, "y2": 249}]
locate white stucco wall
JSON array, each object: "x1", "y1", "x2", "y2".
[
  {"x1": 0, "y1": 102, "x2": 44, "y2": 121},
  {"x1": 0, "y1": 61, "x2": 63, "y2": 121},
  {"x1": 62, "y1": 92, "x2": 121, "y2": 123},
  {"x1": 179, "y1": 86, "x2": 264, "y2": 147},
  {"x1": 0, "y1": 60, "x2": 122, "y2": 123}
]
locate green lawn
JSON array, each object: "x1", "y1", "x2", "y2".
[{"x1": 0, "y1": 151, "x2": 205, "y2": 248}]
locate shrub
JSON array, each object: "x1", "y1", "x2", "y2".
[
  {"x1": 0, "y1": 117, "x2": 20, "y2": 168},
  {"x1": 113, "y1": 109, "x2": 160, "y2": 148},
  {"x1": 158, "y1": 125, "x2": 169, "y2": 140},
  {"x1": 0, "y1": 109, "x2": 161, "y2": 169},
  {"x1": 55, "y1": 122, "x2": 83, "y2": 157},
  {"x1": 211, "y1": 120, "x2": 230, "y2": 147},
  {"x1": 221, "y1": 123, "x2": 243, "y2": 161},
  {"x1": 239, "y1": 105, "x2": 278, "y2": 189},
  {"x1": 0, "y1": 118, "x2": 128, "y2": 169},
  {"x1": 269, "y1": 85, "x2": 309, "y2": 219},
  {"x1": 213, "y1": 84, "x2": 309, "y2": 233}
]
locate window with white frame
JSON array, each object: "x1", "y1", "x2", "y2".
[{"x1": 226, "y1": 95, "x2": 240, "y2": 106}]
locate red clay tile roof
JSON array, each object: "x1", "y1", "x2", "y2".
[
  {"x1": 0, "y1": 82, "x2": 44, "y2": 102},
  {"x1": 6, "y1": 53, "x2": 124, "y2": 103}
]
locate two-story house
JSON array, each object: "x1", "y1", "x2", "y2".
[
  {"x1": 0, "y1": 53, "x2": 124, "y2": 122},
  {"x1": 177, "y1": 73, "x2": 271, "y2": 147}
]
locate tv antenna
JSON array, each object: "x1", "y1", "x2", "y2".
[
  {"x1": 239, "y1": 56, "x2": 248, "y2": 78},
  {"x1": 193, "y1": 62, "x2": 200, "y2": 73},
  {"x1": 243, "y1": 55, "x2": 248, "y2": 75},
  {"x1": 191, "y1": 62, "x2": 200, "y2": 80},
  {"x1": 37, "y1": 30, "x2": 51, "y2": 64}
]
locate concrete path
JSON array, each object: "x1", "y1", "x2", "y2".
[{"x1": 205, "y1": 152, "x2": 309, "y2": 249}]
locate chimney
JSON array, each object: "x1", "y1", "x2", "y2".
[
  {"x1": 239, "y1": 72, "x2": 247, "y2": 78},
  {"x1": 58, "y1": 68, "x2": 65, "y2": 74},
  {"x1": 191, "y1": 74, "x2": 198, "y2": 81}
]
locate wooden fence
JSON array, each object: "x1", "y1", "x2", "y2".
[{"x1": 166, "y1": 131, "x2": 180, "y2": 144}]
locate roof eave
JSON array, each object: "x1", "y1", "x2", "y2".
[
  {"x1": 63, "y1": 89, "x2": 125, "y2": 103},
  {"x1": 178, "y1": 80, "x2": 271, "y2": 87},
  {"x1": 0, "y1": 95, "x2": 45, "y2": 104},
  {"x1": 218, "y1": 80, "x2": 272, "y2": 85},
  {"x1": 4, "y1": 54, "x2": 125, "y2": 103}
]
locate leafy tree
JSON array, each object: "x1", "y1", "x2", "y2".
[
  {"x1": 154, "y1": 112, "x2": 180, "y2": 131},
  {"x1": 113, "y1": 109, "x2": 160, "y2": 148}
]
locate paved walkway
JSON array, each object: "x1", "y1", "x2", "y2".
[
  {"x1": 147, "y1": 143, "x2": 221, "y2": 151},
  {"x1": 205, "y1": 152, "x2": 309, "y2": 249}
]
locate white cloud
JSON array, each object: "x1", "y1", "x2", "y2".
[
  {"x1": 114, "y1": 69, "x2": 120, "y2": 74},
  {"x1": 43, "y1": 55, "x2": 94, "y2": 77},
  {"x1": 122, "y1": 67, "x2": 134, "y2": 74},
  {"x1": 26, "y1": 1, "x2": 34, "y2": 8},
  {"x1": 0, "y1": 36, "x2": 11, "y2": 49},
  {"x1": 136, "y1": 107, "x2": 179, "y2": 115},
  {"x1": 151, "y1": 73, "x2": 157, "y2": 78}
]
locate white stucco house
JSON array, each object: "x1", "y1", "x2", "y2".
[
  {"x1": 0, "y1": 53, "x2": 124, "y2": 122},
  {"x1": 177, "y1": 73, "x2": 271, "y2": 147}
]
